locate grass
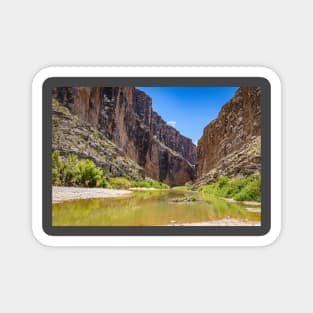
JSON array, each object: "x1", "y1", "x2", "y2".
[
  {"x1": 109, "y1": 177, "x2": 132, "y2": 189},
  {"x1": 52, "y1": 98, "x2": 71, "y2": 116},
  {"x1": 131, "y1": 179, "x2": 169, "y2": 189},
  {"x1": 171, "y1": 185, "x2": 193, "y2": 191},
  {"x1": 198, "y1": 175, "x2": 261, "y2": 202},
  {"x1": 109, "y1": 177, "x2": 169, "y2": 190}
]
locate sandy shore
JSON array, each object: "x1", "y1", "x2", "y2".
[
  {"x1": 168, "y1": 218, "x2": 261, "y2": 226},
  {"x1": 52, "y1": 186, "x2": 132, "y2": 203},
  {"x1": 221, "y1": 197, "x2": 261, "y2": 206}
]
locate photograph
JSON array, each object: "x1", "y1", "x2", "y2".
[
  {"x1": 51, "y1": 85, "x2": 261, "y2": 226},
  {"x1": 2, "y1": 0, "x2": 305, "y2": 309}
]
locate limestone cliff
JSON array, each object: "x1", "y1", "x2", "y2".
[
  {"x1": 52, "y1": 87, "x2": 196, "y2": 186},
  {"x1": 195, "y1": 87, "x2": 261, "y2": 187},
  {"x1": 52, "y1": 99, "x2": 144, "y2": 180}
]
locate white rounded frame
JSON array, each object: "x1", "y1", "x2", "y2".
[{"x1": 32, "y1": 67, "x2": 281, "y2": 247}]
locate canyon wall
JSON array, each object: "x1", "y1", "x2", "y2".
[
  {"x1": 53, "y1": 87, "x2": 196, "y2": 186},
  {"x1": 195, "y1": 87, "x2": 261, "y2": 187},
  {"x1": 52, "y1": 99, "x2": 144, "y2": 180}
]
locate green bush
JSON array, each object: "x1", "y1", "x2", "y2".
[
  {"x1": 217, "y1": 175, "x2": 229, "y2": 188},
  {"x1": 233, "y1": 176, "x2": 261, "y2": 201},
  {"x1": 76, "y1": 159, "x2": 104, "y2": 187},
  {"x1": 52, "y1": 150, "x2": 169, "y2": 190},
  {"x1": 52, "y1": 150, "x2": 110, "y2": 187},
  {"x1": 198, "y1": 175, "x2": 261, "y2": 202},
  {"x1": 108, "y1": 177, "x2": 169, "y2": 190},
  {"x1": 131, "y1": 179, "x2": 169, "y2": 189},
  {"x1": 109, "y1": 177, "x2": 132, "y2": 189},
  {"x1": 62, "y1": 154, "x2": 78, "y2": 185},
  {"x1": 52, "y1": 150, "x2": 63, "y2": 185}
]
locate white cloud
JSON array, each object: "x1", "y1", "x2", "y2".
[{"x1": 167, "y1": 121, "x2": 176, "y2": 127}]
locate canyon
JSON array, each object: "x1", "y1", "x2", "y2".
[
  {"x1": 195, "y1": 87, "x2": 261, "y2": 187},
  {"x1": 52, "y1": 87, "x2": 196, "y2": 186},
  {"x1": 52, "y1": 86, "x2": 261, "y2": 187}
]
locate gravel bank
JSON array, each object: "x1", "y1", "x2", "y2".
[{"x1": 52, "y1": 186, "x2": 132, "y2": 203}]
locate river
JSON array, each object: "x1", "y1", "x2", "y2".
[{"x1": 52, "y1": 189, "x2": 261, "y2": 226}]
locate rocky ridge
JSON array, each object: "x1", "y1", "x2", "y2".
[
  {"x1": 53, "y1": 87, "x2": 196, "y2": 186},
  {"x1": 52, "y1": 99, "x2": 144, "y2": 179},
  {"x1": 195, "y1": 87, "x2": 261, "y2": 187}
]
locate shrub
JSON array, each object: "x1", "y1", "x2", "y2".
[
  {"x1": 109, "y1": 177, "x2": 132, "y2": 189},
  {"x1": 217, "y1": 175, "x2": 229, "y2": 188},
  {"x1": 233, "y1": 175, "x2": 261, "y2": 202},
  {"x1": 198, "y1": 175, "x2": 261, "y2": 202},
  {"x1": 51, "y1": 150, "x2": 169, "y2": 190},
  {"x1": 76, "y1": 159, "x2": 104, "y2": 187},
  {"x1": 62, "y1": 154, "x2": 78, "y2": 185},
  {"x1": 52, "y1": 150, "x2": 110, "y2": 188},
  {"x1": 98, "y1": 177, "x2": 111, "y2": 188},
  {"x1": 131, "y1": 179, "x2": 169, "y2": 189},
  {"x1": 52, "y1": 150, "x2": 63, "y2": 185}
]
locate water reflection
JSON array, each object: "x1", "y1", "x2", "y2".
[{"x1": 52, "y1": 190, "x2": 261, "y2": 226}]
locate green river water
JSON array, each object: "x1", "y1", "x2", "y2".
[{"x1": 52, "y1": 189, "x2": 261, "y2": 226}]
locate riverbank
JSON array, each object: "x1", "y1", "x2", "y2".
[
  {"x1": 168, "y1": 218, "x2": 261, "y2": 226},
  {"x1": 129, "y1": 187, "x2": 167, "y2": 191},
  {"x1": 198, "y1": 175, "x2": 261, "y2": 203},
  {"x1": 53, "y1": 187, "x2": 261, "y2": 226},
  {"x1": 220, "y1": 197, "x2": 261, "y2": 206},
  {"x1": 52, "y1": 186, "x2": 132, "y2": 203}
]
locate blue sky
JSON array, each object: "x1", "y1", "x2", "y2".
[{"x1": 137, "y1": 87, "x2": 239, "y2": 144}]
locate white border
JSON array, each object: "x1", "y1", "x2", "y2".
[{"x1": 32, "y1": 67, "x2": 281, "y2": 247}]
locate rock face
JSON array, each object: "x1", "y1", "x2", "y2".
[
  {"x1": 53, "y1": 87, "x2": 196, "y2": 186},
  {"x1": 52, "y1": 99, "x2": 144, "y2": 180},
  {"x1": 195, "y1": 87, "x2": 261, "y2": 187}
]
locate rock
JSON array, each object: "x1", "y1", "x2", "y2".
[
  {"x1": 169, "y1": 196, "x2": 200, "y2": 203},
  {"x1": 52, "y1": 99, "x2": 144, "y2": 180},
  {"x1": 53, "y1": 87, "x2": 196, "y2": 186},
  {"x1": 195, "y1": 87, "x2": 261, "y2": 187}
]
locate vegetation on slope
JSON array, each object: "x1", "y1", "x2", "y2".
[
  {"x1": 198, "y1": 175, "x2": 261, "y2": 202},
  {"x1": 52, "y1": 99, "x2": 144, "y2": 180},
  {"x1": 109, "y1": 177, "x2": 169, "y2": 189},
  {"x1": 52, "y1": 150, "x2": 110, "y2": 187},
  {"x1": 52, "y1": 150, "x2": 169, "y2": 190}
]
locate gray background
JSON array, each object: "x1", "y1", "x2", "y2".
[{"x1": 0, "y1": 0, "x2": 311, "y2": 312}]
